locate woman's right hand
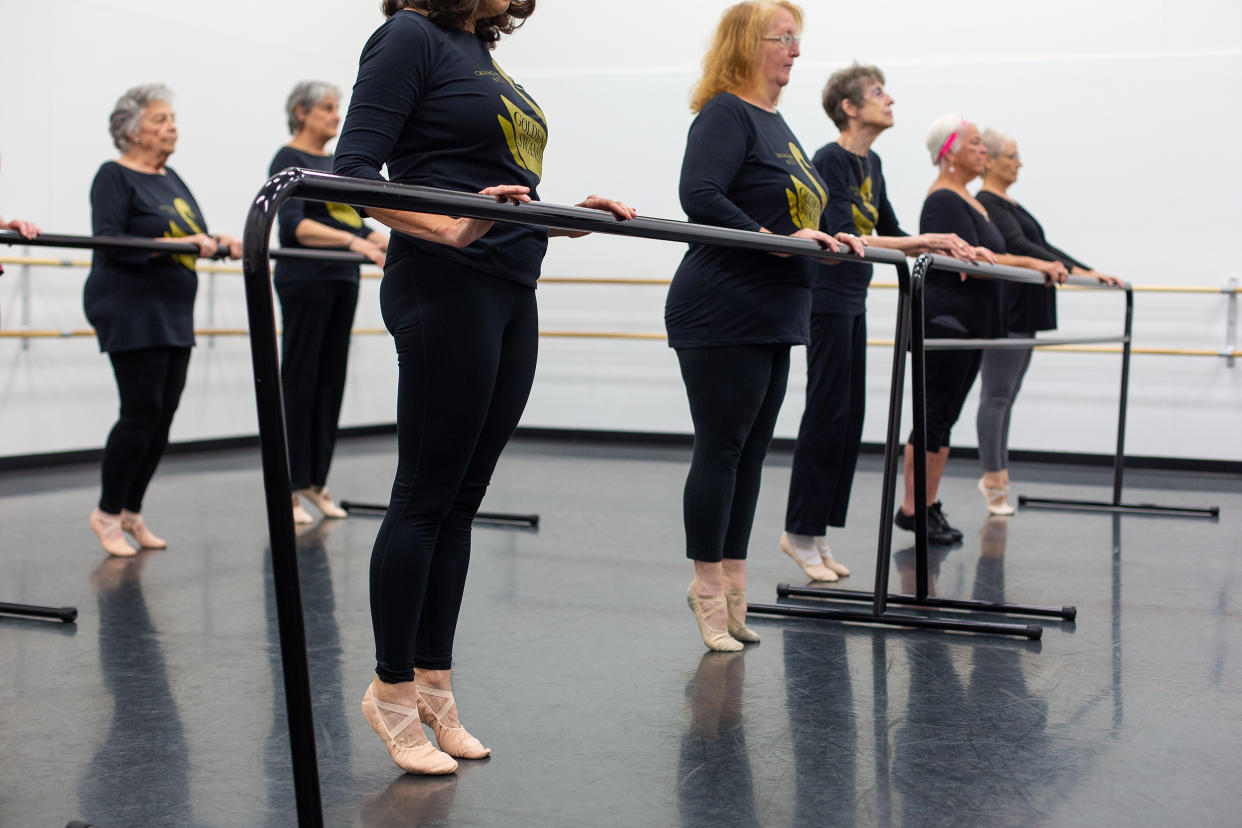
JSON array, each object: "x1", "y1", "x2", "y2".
[
  {"x1": 348, "y1": 236, "x2": 387, "y2": 267},
  {"x1": 438, "y1": 184, "x2": 531, "y2": 249},
  {"x1": 762, "y1": 227, "x2": 841, "y2": 259}
]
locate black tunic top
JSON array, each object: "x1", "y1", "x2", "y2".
[
  {"x1": 83, "y1": 161, "x2": 206, "y2": 353},
  {"x1": 976, "y1": 191, "x2": 1089, "y2": 333},
  {"x1": 811, "y1": 143, "x2": 905, "y2": 316},
  {"x1": 270, "y1": 147, "x2": 372, "y2": 288},
  {"x1": 333, "y1": 10, "x2": 549, "y2": 286},
  {"x1": 665, "y1": 93, "x2": 828, "y2": 349},
  {"x1": 918, "y1": 189, "x2": 1006, "y2": 339}
]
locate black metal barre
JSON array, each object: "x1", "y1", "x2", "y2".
[
  {"x1": 0, "y1": 228, "x2": 364, "y2": 263},
  {"x1": 238, "y1": 169, "x2": 1152, "y2": 826},
  {"x1": 918, "y1": 252, "x2": 1217, "y2": 520}
]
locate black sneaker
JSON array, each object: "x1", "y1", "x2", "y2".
[
  {"x1": 893, "y1": 507, "x2": 958, "y2": 545},
  {"x1": 928, "y1": 501, "x2": 964, "y2": 542}
]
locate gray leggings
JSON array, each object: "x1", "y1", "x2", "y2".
[{"x1": 976, "y1": 334, "x2": 1034, "y2": 473}]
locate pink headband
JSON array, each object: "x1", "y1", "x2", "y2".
[{"x1": 936, "y1": 120, "x2": 968, "y2": 162}]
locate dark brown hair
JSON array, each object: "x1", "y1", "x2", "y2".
[
  {"x1": 381, "y1": 1, "x2": 535, "y2": 45},
  {"x1": 821, "y1": 62, "x2": 886, "y2": 131}
]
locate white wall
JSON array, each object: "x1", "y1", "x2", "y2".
[{"x1": 1, "y1": 0, "x2": 1240, "y2": 462}]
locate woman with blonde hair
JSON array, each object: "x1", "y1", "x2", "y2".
[{"x1": 666, "y1": 0, "x2": 864, "y2": 651}]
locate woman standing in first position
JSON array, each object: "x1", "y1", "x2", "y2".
[
  {"x1": 85, "y1": 84, "x2": 242, "y2": 557},
  {"x1": 666, "y1": 1, "x2": 864, "y2": 652},
  {"x1": 269, "y1": 80, "x2": 388, "y2": 526},
  {"x1": 334, "y1": 0, "x2": 635, "y2": 774}
]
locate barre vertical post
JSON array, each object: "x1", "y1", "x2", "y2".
[
  {"x1": 910, "y1": 262, "x2": 930, "y2": 600},
  {"x1": 870, "y1": 259, "x2": 913, "y2": 616},
  {"x1": 241, "y1": 171, "x2": 324, "y2": 828},
  {"x1": 1111, "y1": 287, "x2": 1134, "y2": 505}
]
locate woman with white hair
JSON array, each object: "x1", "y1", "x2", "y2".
[
  {"x1": 972, "y1": 128, "x2": 1121, "y2": 514},
  {"x1": 84, "y1": 84, "x2": 242, "y2": 557},
  {"x1": 893, "y1": 114, "x2": 1067, "y2": 545},
  {"x1": 269, "y1": 81, "x2": 389, "y2": 525}
]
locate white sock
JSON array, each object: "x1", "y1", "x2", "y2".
[
  {"x1": 784, "y1": 532, "x2": 820, "y2": 564},
  {"x1": 814, "y1": 535, "x2": 831, "y2": 557}
]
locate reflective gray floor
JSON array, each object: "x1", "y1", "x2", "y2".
[{"x1": 1, "y1": 436, "x2": 1240, "y2": 827}]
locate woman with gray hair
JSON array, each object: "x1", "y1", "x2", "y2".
[
  {"x1": 893, "y1": 114, "x2": 1068, "y2": 545},
  {"x1": 269, "y1": 81, "x2": 388, "y2": 525},
  {"x1": 83, "y1": 83, "x2": 241, "y2": 557},
  {"x1": 973, "y1": 128, "x2": 1121, "y2": 514}
]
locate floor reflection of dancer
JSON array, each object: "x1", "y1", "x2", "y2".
[
  {"x1": 677, "y1": 652, "x2": 759, "y2": 828},
  {"x1": 783, "y1": 627, "x2": 857, "y2": 826},
  {"x1": 333, "y1": 0, "x2": 634, "y2": 775},
  {"x1": 79, "y1": 554, "x2": 198, "y2": 827}
]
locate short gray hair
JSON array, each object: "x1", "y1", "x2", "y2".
[
  {"x1": 981, "y1": 127, "x2": 1013, "y2": 158},
  {"x1": 109, "y1": 84, "x2": 173, "y2": 152},
  {"x1": 924, "y1": 111, "x2": 971, "y2": 165},
  {"x1": 285, "y1": 81, "x2": 340, "y2": 135}
]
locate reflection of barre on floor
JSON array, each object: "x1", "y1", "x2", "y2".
[{"x1": 339, "y1": 500, "x2": 539, "y2": 529}]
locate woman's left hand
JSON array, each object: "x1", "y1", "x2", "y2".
[
  {"x1": 1088, "y1": 270, "x2": 1124, "y2": 287},
  {"x1": 216, "y1": 234, "x2": 243, "y2": 259},
  {"x1": 834, "y1": 231, "x2": 867, "y2": 258}
]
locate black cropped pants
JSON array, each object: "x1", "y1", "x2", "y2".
[{"x1": 370, "y1": 257, "x2": 537, "y2": 680}]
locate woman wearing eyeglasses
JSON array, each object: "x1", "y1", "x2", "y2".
[
  {"x1": 666, "y1": 0, "x2": 864, "y2": 652},
  {"x1": 896, "y1": 114, "x2": 1067, "y2": 545},
  {"x1": 972, "y1": 128, "x2": 1122, "y2": 515},
  {"x1": 780, "y1": 63, "x2": 974, "y2": 583}
]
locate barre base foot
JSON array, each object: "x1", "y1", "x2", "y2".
[
  {"x1": 1018, "y1": 496, "x2": 1219, "y2": 520},
  {"x1": 0, "y1": 601, "x2": 78, "y2": 623},
  {"x1": 776, "y1": 584, "x2": 1076, "y2": 621},
  {"x1": 746, "y1": 601, "x2": 1042, "y2": 639},
  {"x1": 339, "y1": 500, "x2": 540, "y2": 528}
]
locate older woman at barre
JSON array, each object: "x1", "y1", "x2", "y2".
[
  {"x1": 666, "y1": 0, "x2": 865, "y2": 652},
  {"x1": 84, "y1": 84, "x2": 242, "y2": 557},
  {"x1": 270, "y1": 80, "x2": 388, "y2": 526},
  {"x1": 973, "y1": 128, "x2": 1122, "y2": 514},
  {"x1": 895, "y1": 114, "x2": 1067, "y2": 545}
]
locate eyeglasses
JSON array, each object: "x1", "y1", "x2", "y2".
[{"x1": 762, "y1": 33, "x2": 800, "y2": 48}]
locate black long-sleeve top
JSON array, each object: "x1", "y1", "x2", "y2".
[
  {"x1": 333, "y1": 10, "x2": 549, "y2": 286},
  {"x1": 270, "y1": 147, "x2": 372, "y2": 288},
  {"x1": 82, "y1": 161, "x2": 205, "y2": 353},
  {"x1": 665, "y1": 93, "x2": 828, "y2": 348},
  {"x1": 976, "y1": 191, "x2": 1090, "y2": 333},
  {"x1": 918, "y1": 189, "x2": 1007, "y2": 339},
  {"x1": 811, "y1": 143, "x2": 905, "y2": 316}
]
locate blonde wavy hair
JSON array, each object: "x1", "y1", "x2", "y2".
[{"x1": 690, "y1": 1, "x2": 804, "y2": 114}]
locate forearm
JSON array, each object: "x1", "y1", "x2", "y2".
[
  {"x1": 365, "y1": 207, "x2": 466, "y2": 246},
  {"x1": 994, "y1": 253, "x2": 1052, "y2": 271},
  {"x1": 294, "y1": 219, "x2": 366, "y2": 249}
]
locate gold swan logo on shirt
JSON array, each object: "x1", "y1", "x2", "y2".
[
  {"x1": 851, "y1": 176, "x2": 878, "y2": 236},
  {"x1": 164, "y1": 197, "x2": 204, "y2": 270},
  {"x1": 493, "y1": 59, "x2": 547, "y2": 179},
  {"x1": 785, "y1": 143, "x2": 825, "y2": 230},
  {"x1": 327, "y1": 202, "x2": 364, "y2": 229}
]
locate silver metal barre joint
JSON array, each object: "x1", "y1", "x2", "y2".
[{"x1": 924, "y1": 335, "x2": 1131, "y2": 351}]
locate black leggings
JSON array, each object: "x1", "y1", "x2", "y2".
[
  {"x1": 277, "y1": 280, "x2": 359, "y2": 490},
  {"x1": 786, "y1": 312, "x2": 866, "y2": 535},
  {"x1": 99, "y1": 347, "x2": 191, "y2": 514},
  {"x1": 677, "y1": 344, "x2": 791, "y2": 563},
  {"x1": 915, "y1": 318, "x2": 983, "y2": 452},
  {"x1": 371, "y1": 257, "x2": 537, "y2": 680}
]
